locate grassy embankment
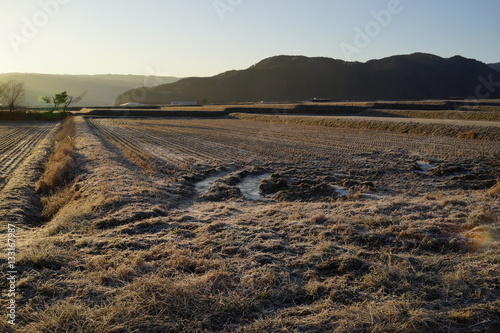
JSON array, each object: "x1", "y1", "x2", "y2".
[
  {"x1": 361, "y1": 109, "x2": 500, "y2": 122},
  {"x1": 232, "y1": 113, "x2": 500, "y2": 141}
]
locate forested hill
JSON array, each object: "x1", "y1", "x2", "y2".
[
  {"x1": 490, "y1": 63, "x2": 500, "y2": 73},
  {"x1": 115, "y1": 53, "x2": 500, "y2": 105}
]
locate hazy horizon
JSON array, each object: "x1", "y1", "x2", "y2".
[
  {"x1": 1, "y1": 52, "x2": 498, "y2": 78},
  {"x1": 1, "y1": 0, "x2": 499, "y2": 77}
]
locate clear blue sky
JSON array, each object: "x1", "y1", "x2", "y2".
[{"x1": 1, "y1": 0, "x2": 499, "y2": 77}]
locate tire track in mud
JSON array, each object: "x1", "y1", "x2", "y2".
[{"x1": 0, "y1": 123, "x2": 55, "y2": 192}]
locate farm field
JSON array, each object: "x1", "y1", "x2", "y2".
[
  {"x1": 0, "y1": 123, "x2": 56, "y2": 192},
  {"x1": 1, "y1": 115, "x2": 499, "y2": 332}
]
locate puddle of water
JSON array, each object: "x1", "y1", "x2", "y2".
[
  {"x1": 334, "y1": 186, "x2": 350, "y2": 197},
  {"x1": 195, "y1": 175, "x2": 221, "y2": 195},
  {"x1": 416, "y1": 161, "x2": 435, "y2": 174},
  {"x1": 238, "y1": 174, "x2": 270, "y2": 200}
]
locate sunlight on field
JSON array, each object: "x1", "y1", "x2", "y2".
[{"x1": 1, "y1": 115, "x2": 499, "y2": 332}]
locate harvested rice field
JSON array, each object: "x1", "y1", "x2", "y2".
[{"x1": 1, "y1": 114, "x2": 499, "y2": 332}]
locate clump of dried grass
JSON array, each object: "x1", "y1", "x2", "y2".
[
  {"x1": 487, "y1": 181, "x2": 500, "y2": 197},
  {"x1": 37, "y1": 117, "x2": 76, "y2": 194},
  {"x1": 36, "y1": 117, "x2": 76, "y2": 217}
]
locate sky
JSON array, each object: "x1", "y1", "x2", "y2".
[{"x1": 1, "y1": 0, "x2": 499, "y2": 77}]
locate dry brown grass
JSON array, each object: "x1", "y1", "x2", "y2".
[
  {"x1": 12, "y1": 195, "x2": 498, "y2": 332},
  {"x1": 35, "y1": 117, "x2": 78, "y2": 219},
  {"x1": 487, "y1": 181, "x2": 500, "y2": 197},
  {"x1": 232, "y1": 113, "x2": 500, "y2": 141},
  {"x1": 362, "y1": 109, "x2": 500, "y2": 121},
  {"x1": 37, "y1": 117, "x2": 76, "y2": 194},
  {"x1": 4, "y1": 116, "x2": 500, "y2": 332}
]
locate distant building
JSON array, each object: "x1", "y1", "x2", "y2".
[
  {"x1": 171, "y1": 101, "x2": 198, "y2": 106},
  {"x1": 120, "y1": 102, "x2": 148, "y2": 107}
]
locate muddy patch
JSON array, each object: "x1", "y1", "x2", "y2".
[
  {"x1": 195, "y1": 175, "x2": 223, "y2": 195},
  {"x1": 238, "y1": 174, "x2": 271, "y2": 200},
  {"x1": 415, "y1": 160, "x2": 435, "y2": 174},
  {"x1": 258, "y1": 173, "x2": 290, "y2": 196},
  {"x1": 197, "y1": 167, "x2": 267, "y2": 202},
  {"x1": 272, "y1": 178, "x2": 338, "y2": 202}
]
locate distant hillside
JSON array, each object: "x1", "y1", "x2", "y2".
[
  {"x1": 0, "y1": 73, "x2": 178, "y2": 107},
  {"x1": 490, "y1": 63, "x2": 500, "y2": 73},
  {"x1": 116, "y1": 53, "x2": 500, "y2": 105}
]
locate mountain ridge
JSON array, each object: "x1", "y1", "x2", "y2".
[
  {"x1": 490, "y1": 63, "x2": 500, "y2": 73},
  {"x1": 115, "y1": 53, "x2": 500, "y2": 104}
]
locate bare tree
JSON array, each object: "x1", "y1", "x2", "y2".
[
  {"x1": 0, "y1": 82, "x2": 6, "y2": 108},
  {"x1": 2, "y1": 80, "x2": 25, "y2": 111}
]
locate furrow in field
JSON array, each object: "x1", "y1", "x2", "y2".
[
  {"x1": 123, "y1": 125, "x2": 227, "y2": 163},
  {"x1": 92, "y1": 120, "x2": 194, "y2": 169},
  {"x1": 0, "y1": 123, "x2": 54, "y2": 192},
  {"x1": 0, "y1": 127, "x2": 50, "y2": 172},
  {"x1": 92, "y1": 119, "x2": 261, "y2": 168},
  {"x1": 0, "y1": 126, "x2": 49, "y2": 171},
  {"x1": 89, "y1": 120, "x2": 162, "y2": 166},
  {"x1": 129, "y1": 121, "x2": 301, "y2": 162},
  {"x1": 0, "y1": 128, "x2": 27, "y2": 153},
  {"x1": 90, "y1": 118, "x2": 500, "y2": 174},
  {"x1": 105, "y1": 119, "x2": 243, "y2": 162}
]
